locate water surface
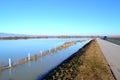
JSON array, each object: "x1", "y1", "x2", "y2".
[{"x1": 0, "y1": 38, "x2": 91, "y2": 80}]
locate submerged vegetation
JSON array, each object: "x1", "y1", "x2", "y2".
[{"x1": 0, "y1": 40, "x2": 86, "y2": 72}]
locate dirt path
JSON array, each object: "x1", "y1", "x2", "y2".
[{"x1": 42, "y1": 39, "x2": 115, "y2": 80}]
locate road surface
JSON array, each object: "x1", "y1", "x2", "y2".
[{"x1": 97, "y1": 38, "x2": 120, "y2": 80}]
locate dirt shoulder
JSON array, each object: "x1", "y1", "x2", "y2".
[{"x1": 42, "y1": 39, "x2": 115, "y2": 80}]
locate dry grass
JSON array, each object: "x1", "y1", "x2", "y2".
[
  {"x1": 74, "y1": 39, "x2": 115, "y2": 80},
  {"x1": 43, "y1": 39, "x2": 115, "y2": 80}
]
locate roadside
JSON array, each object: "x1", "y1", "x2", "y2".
[
  {"x1": 107, "y1": 38, "x2": 120, "y2": 45},
  {"x1": 42, "y1": 39, "x2": 115, "y2": 80},
  {"x1": 97, "y1": 38, "x2": 120, "y2": 80}
]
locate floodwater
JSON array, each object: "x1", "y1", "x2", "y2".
[{"x1": 0, "y1": 38, "x2": 91, "y2": 80}]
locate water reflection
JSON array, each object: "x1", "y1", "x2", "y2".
[
  {"x1": 9, "y1": 68, "x2": 12, "y2": 76},
  {"x1": 0, "y1": 40, "x2": 84, "y2": 70},
  {"x1": 8, "y1": 68, "x2": 12, "y2": 80},
  {"x1": 39, "y1": 57, "x2": 42, "y2": 63},
  {"x1": 0, "y1": 39, "x2": 91, "y2": 80},
  {"x1": 28, "y1": 61, "x2": 31, "y2": 67}
]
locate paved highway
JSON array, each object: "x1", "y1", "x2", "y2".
[{"x1": 97, "y1": 38, "x2": 120, "y2": 80}]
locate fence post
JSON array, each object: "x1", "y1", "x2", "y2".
[
  {"x1": 40, "y1": 51, "x2": 42, "y2": 56},
  {"x1": 9, "y1": 58, "x2": 12, "y2": 67},
  {"x1": 28, "y1": 53, "x2": 30, "y2": 61}
]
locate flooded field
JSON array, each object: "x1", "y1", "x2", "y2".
[{"x1": 0, "y1": 38, "x2": 91, "y2": 80}]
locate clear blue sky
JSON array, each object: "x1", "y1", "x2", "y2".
[{"x1": 0, "y1": 0, "x2": 120, "y2": 36}]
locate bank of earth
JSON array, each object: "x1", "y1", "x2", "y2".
[{"x1": 42, "y1": 39, "x2": 115, "y2": 80}]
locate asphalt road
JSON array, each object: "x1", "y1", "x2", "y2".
[{"x1": 97, "y1": 38, "x2": 120, "y2": 80}]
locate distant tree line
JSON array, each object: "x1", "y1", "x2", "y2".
[{"x1": 0, "y1": 36, "x2": 102, "y2": 40}]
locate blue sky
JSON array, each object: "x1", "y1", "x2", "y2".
[{"x1": 0, "y1": 0, "x2": 120, "y2": 36}]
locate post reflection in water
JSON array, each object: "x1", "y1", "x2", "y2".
[
  {"x1": 28, "y1": 61, "x2": 31, "y2": 67},
  {"x1": 39, "y1": 57, "x2": 42, "y2": 63},
  {"x1": 9, "y1": 68, "x2": 12, "y2": 79}
]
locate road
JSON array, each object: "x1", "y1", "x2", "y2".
[{"x1": 97, "y1": 38, "x2": 120, "y2": 80}]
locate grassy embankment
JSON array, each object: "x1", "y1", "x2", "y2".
[{"x1": 43, "y1": 39, "x2": 115, "y2": 80}]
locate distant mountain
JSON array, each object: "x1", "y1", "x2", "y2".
[{"x1": 0, "y1": 33, "x2": 27, "y2": 37}]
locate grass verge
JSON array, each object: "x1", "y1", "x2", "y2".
[{"x1": 42, "y1": 39, "x2": 115, "y2": 80}]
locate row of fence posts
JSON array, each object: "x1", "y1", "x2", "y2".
[
  {"x1": 2, "y1": 47, "x2": 56, "y2": 70},
  {"x1": 0, "y1": 42, "x2": 73, "y2": 71},
  {"x1": 0, "y1": 40, "x2": 88, "y2": 71},
  {"x1": 0, "y1": 46, "x2": 58, "y2": 77},
  {"x1": 5, "y1": 51, "x2": 42, "y2": 67},
  {"x1": 0, "y1": 40, "x2": 87, "y2": 78},
  {"x1": 2, "y1": 41, "x2": 76, "y2": 70},
  {"x1": 7, "y1": 50, "x2": 43, "y2": 68},
  {"x1": 7, "y1": 44, "x2": 72, "y2": 69},
  {"x1": 0, "y1": 48, "x2": 47, "y2": 75},
  {"x1": 3, "y1": 48, "x2": 53, "y2": 77}
]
